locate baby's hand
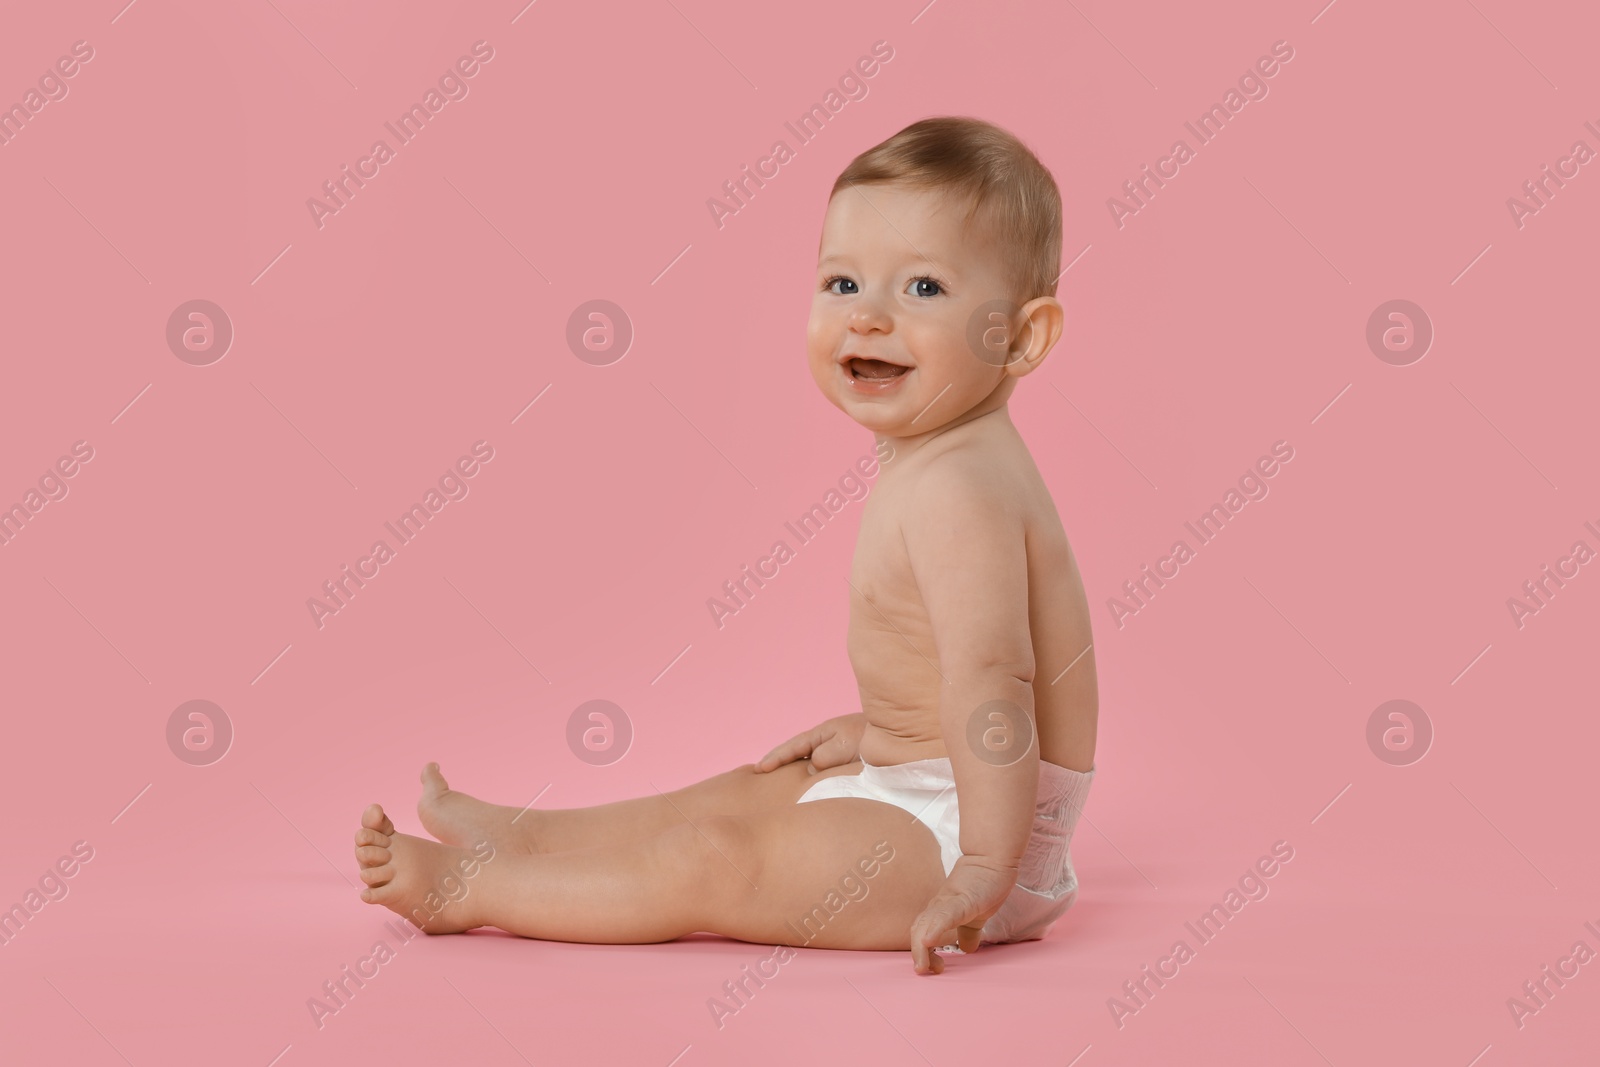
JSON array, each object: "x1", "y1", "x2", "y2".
[
  {"x1": 754, "y1": 713, "x2": 866, "y2": 774},
  {"x1": 908, "y1": 857, "x2": 1018, "y2": 975}
]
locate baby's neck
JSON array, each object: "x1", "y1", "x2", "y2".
[{"x1": 877, "y1": 395, "x2": 1012, "y2": 465}]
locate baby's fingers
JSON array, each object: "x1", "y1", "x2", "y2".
[
  {"x1": 809, "y1": 734, "x2": 856, "y2": 770},
  {"x1": 755, "y1": 731, "x2": 816, "y2": 772},
  {"x1": 909, "y1": 909, "x2": 963, "y2": 975}
]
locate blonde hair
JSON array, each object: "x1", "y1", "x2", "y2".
[{"x1": 829, "y1": 116, "x2": 1063, "y2": 304}]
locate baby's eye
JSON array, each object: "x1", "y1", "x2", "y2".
[
  {"x1": 907, "y1": 276, "x2": 943, "y2": 298},
  {"x1": 822, "y1": 275, "x2": 859, "y2": 295}
]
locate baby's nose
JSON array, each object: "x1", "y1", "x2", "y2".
[{"x1": 849, "y1": 303, "x2": 892, "y2": 331}]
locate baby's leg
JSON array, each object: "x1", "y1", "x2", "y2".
[
  {"x1": 357, "y1": 792, "x2": 943, "y2": 948},
  {"x1": 419, "y1": 759, "x2": 855, "y2": 855}
]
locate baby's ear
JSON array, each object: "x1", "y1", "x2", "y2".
[{"x1": 1004, "y1": 297, "x2": 1064, "y2": 378}]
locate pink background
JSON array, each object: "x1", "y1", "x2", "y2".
[{"x1": 2, "y1": 0, "x2": 1597, "y2": 1064}]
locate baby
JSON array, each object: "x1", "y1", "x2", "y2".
[{"x1": 353, "y1": 116, "x2": 1099, "y2": 975}]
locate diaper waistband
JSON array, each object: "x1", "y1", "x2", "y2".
[{"x1": 858, "y1": 755, "x2": 1094, "y2": 823}]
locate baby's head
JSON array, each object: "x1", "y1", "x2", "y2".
[{"x1": 808, "y1": 116, "x2": 1064, "y2": 438}]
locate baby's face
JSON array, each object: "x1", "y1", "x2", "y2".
[{"x1": 808, "y1": 181, "x2": 1020, "y2": 436}]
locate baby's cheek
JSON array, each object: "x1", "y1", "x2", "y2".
[{"x1": 807, "y1": 319, "x2": 836, "y2": 360}]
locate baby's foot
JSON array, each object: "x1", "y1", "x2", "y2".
[
  {"x1": 416, "y1": 762, "x2": 538, "y2": 854},
  {"x1": 353, "y1": 803, "x2": 489, "y2": 934}
]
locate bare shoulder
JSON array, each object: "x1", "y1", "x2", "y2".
[{"x1": 898, "y1": 418, "x2": 1032, "y2": 513}]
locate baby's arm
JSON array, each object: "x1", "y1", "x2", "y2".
[{"x1": 901, "y1": 462, "x2": 1040, "y2": 974}]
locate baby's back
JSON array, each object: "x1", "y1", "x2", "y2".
[{"x1": 848, "y1": 410, "x2": 1098, "y2": 772}]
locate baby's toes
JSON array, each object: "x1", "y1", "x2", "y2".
[
  {"x1": 361, "y1": 803, "x2": 396, "y2": 835},
  {"x1": 355, "y1": 844, "x2": 390, "y2": 868},
  {"x1": 359, "y1": 860, "x2": 394, "y2": 887},
  {"x1": 359, "y1": 883, "x2": 395, "y2": 905},
  {"x1": 354, "y1": 827, "x2": 390, "y2": 849}
]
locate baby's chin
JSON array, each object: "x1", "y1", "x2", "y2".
[
  {"x1": 822, "y1": 389, "x2": 897, "y2": 430},
  {"x1": 817, "y1": 374, "x2": 973, "y2": 437},
  {"x1": 835, "y1": 403, "x2": 941, "y2": 438}
]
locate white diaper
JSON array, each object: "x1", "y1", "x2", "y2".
[{"x1": 795, "y1": 754, "x2": 1094, "y2": 944}]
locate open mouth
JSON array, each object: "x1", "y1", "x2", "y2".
[{"x1": 846, "y1": 357, "x2": 911, "y2": 382}]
